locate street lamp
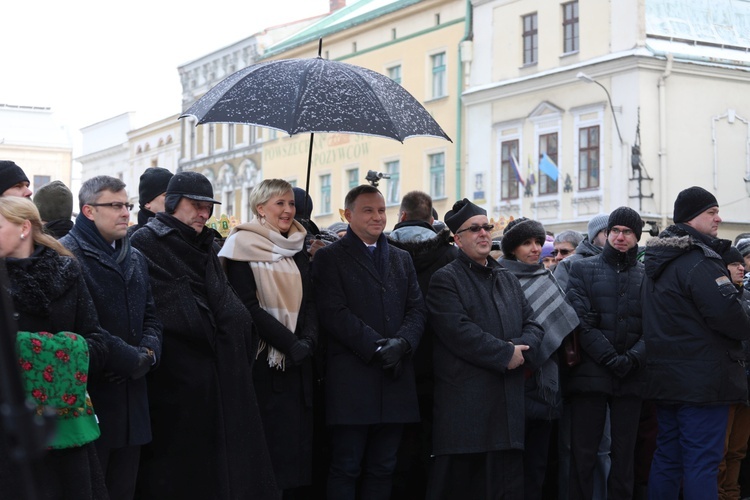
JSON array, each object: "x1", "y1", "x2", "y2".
[{"x1": 576, "y1": 71, "x2": 624, "y2": 146}]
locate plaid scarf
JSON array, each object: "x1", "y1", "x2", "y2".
[{"x1": 219, "y1": 218, "x2": 305, "y2": 370}]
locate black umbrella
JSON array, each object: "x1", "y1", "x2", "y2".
[{"x1": 180, "y1": 40, "x2": 452, "y2": 217}]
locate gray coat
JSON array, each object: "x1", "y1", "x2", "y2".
[{"x1": 427, "y1": 251, "x2": 544, "y2": 455}]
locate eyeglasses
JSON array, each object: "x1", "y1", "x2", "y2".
[
  {"x1": 88, "y1": 202, "x2": 134, "y2": 211},
  {"x1": 551, "y1": 249, "x2": 573, "y2": 257},
  {"x1": 456, "y1": 224, "x2": 494, "y2": 235},
  {"x1": 610, "y1": 227, "x2": 634, "y2": 237}
]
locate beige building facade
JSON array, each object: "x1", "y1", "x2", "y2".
[{"x1": 465, "y1": 0, "x2": 750, "y2": 241}]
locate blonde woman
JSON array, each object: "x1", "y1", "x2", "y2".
[
  {"x1": 0, "y1": 196, "x2": 108, "y2": 498},
  {"x1": 220, "y1": 179, "x2": 317, "y2": 498}
]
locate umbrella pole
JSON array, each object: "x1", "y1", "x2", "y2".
[{"x1": 303, "y1": 132, "x2": 314, "y2": 218}]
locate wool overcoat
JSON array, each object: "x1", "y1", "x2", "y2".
[
  {"x1": 131, "y1": 214, "x2": 279, "y2": 500},
  {"x1": 61, "y1": 225, "x2": 162, "y2": 448},
  {"x1": 427, "y1": 251, "x2": 544, "y2": 455},
  {"x1": 312, "y1": 229, "x2": 426, "y2": 425}
]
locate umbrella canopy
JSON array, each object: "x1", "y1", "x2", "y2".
[{"x1": 181, "y1": 56, "x2": 451, "y2": 143}]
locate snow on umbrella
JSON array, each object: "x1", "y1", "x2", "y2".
[{"x1": 180, "y1": 51, "x2": 451, "y2": 215}]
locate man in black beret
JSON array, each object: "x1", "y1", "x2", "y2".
[
  {"x1": 425, "y1": 198, "x2": 543, "y2": 499},
  {"x1": 0, "y1": 160, "x2": 32, "y2": 198},
  {"x1": 643, "y1": 187, "x2": 750, "y2": 498}
]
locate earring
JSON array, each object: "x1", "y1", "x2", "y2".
[
  {"x1": 20, "y1": 234, "x2": 25, "y2": 240},
  {"x1": 260, "y1": 215, "x2": 266, "y2": 225}
]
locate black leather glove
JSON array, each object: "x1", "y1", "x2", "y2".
[
  {"x1": 581, "y1": 310, "x2": 601, "y2": 330},
  {"x1": 104, "y1": 372, "x2": 127, "y2": 384},
  {"x1": 131, "y1": 349, "x2": 154, "y2": 380},
  {"x1": 288, "y1": 338, "x2": 314, "y2": 366},
  {"x1": 374, "y1": 338, "x2": 410, "y2": 370},
  {"x1": 605, "y1": 354, "x2": 633, "y2": 378}
]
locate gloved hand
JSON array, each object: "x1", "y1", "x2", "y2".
[
  {"x1": 580, "y1": 310, "x2": 601, "y2": 330},
  {"x1": 605, "y1": 354, "x2": 633, "y2": 378},
  {"x1": 131, "y1": 349, "x2": 154, "y2": 380},
  {"x1": 373, "y1": 338, "x2": 410, "y2": 369},
  {"x1": 288, "y1": 338, "x2": 314, "y2": 366}
]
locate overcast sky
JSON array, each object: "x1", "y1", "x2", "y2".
[{"x1": 1, "y1": 0, "x2": 332, "y2": 141}]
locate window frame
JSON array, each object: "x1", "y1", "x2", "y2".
[
  {"x1": 500, "y1": 139, "x2": 521, "y2": 201},
  {"x1": 578, "y1": 125, "x2": 600, "y2": 191},
  {"x1": 538, "y1": 132, "x2": 559, "y2": 195},
  {"x1": 430, "y1": 52, "x2": 447, "y2": 99},
  {"x1": 428, "y1": 152, "x2": 446, "y2": 200},
  {"x1": 522, "y1": 13, "x2": 538, "y2": 65},
  {"x1": 563, "y1": 1, "x2": 579, "y2": 54}
]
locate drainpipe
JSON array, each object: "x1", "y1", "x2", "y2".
[
  {"x1": 657, "y1": 53, "x2": 673, "y2": 230},
  {"x1": 456, "y1": 0, "x2": 472, "y2": 200}
]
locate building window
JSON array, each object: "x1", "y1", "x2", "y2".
[
  {"x1": 391, "y1": 28, "x2": 397, "y2": 40},
  {"x1": 578, "y1": 126, "x2": 600, "y2": 190},
  {"x1": 385, "y1": 160, "x2": 400, "y2": 206},
  {"x1": 429, "y1": 153, "x2": 445, "y2": 199},
  {"x1": 33, "y1": 175, "x2": 51, "y2": 190},
  {"x1": 435, "y1": 13, "x2": 441, "y2": 25},
  {"x1": 501, "y1": 140, "x2": 520, "y2": 201},
  {"x1": 347, "y1": 168, "x2": 359, "y2": 190},
  {"x1": 563, "y1": 1, "x2": 579, "y2": 53},
  {"x1": 352, "y1": 42, "x2": 357, "y2": 53},
  {"x1": 225, "y1": 190, "x2": 234, "y2": 216},
  {"x1": 539, "y1": 133, "x2": 559, "y2": 195},
  {"x1": 431, "y1": 52, "x2": 446, "y2": 99},
  {"x1": 522, "y1": 13, "x2": 538, "y2": 65},
  {"x1": 246, "y1": 187, "x2": 253, "y2": 220},
  {"x1": 388, "y1": 65, "x2": 402, "y2": 84},
  {"x1": 320, "y1": 174, "x2": 331, "y2": 214}
]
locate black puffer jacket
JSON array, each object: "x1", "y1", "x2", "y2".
[
  {"x1": 565, "y1": 241, "x2": 645, "y2": 396},
  {"x1": 643, "y1": 224, "x2": 750, "y2": 405},
  {"x1": 553, "y1": 236, "x2": 602, "y2": 292}
]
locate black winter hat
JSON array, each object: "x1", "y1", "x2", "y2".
[
  {"x1": 673, "y1": 186, "x2": 718, "y2": 224},
  {"x1": 607, "y1": 206, "x2": 643, "y2": 240},
  {"x1": 501, "y1": 217, "x2": 546, "y2": 257},
  {"x1": 444, "y1": 198, "x2": 486, "y2": 234},
  {"x1": 722, "y1": 246, "x2": 744, "y2": 266},
  {"x1": 736, "y1": 238, "x2": 750, "y2": 258},
  {"x1": 0, "y1": 160, "x2": 29, "y2": 195},
  {"x1": 293, "y1": 187, "x2": 313, "y2": 219},
  {"x1": 139, "y1": 167, "x2": 173, "y2": 207},
  {"x1": 33, "y1": 180, "x2": 73, "y2": 222},
  {"x1": 166, "y1": 171, "x2": 221, "y2": 204}
]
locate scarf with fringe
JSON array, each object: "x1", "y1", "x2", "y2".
[{"x1": 219, "y1": 218, "x2": 305, "y2": 370}]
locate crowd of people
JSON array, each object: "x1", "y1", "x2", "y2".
[{"x1": 1, "y1": 158, "x2": 750, "y2": 500}]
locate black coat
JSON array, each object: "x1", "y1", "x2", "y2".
[
  {"x1": 61, "y1": 224, "x2": 162, "y2": 448},
  {"x1": 565, "y1": 242, "x2": 645, "y2": 397},
  {"x1": 643, "y1": 224, "x2": 750, "y2": 405},
  {"x1": 1, "y1": 245, "x2": 109, "y2": 499},
  {"x1": 427, "y1": 251, "x2": 544, "y2": 455},
  {"x1": 553, "y1": 237, "x2": 602, "y2": 292},
  {"x1": 225, "y1": 250, "x2": 317, "y2": 490},
  {"x1": 131, "y1": 214, "x2": 279, "y2": 500},
  {"x1": 312, "y1": 229, "x2": 426, "y2": 425}
]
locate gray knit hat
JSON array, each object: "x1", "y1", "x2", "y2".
[
  {"x1": 587, "y1": 214, "x2": 609, "y2": 242},
  {"x1": 736, "y1": 238, "x2": 750, "y2": 258},
  {"x1": 33, "y1": 181, "x2": 73, "y2": 222}
]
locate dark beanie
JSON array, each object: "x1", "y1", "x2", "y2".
[
  {"x1": 0, "y1": 160, "x2": 29, "y2": 194},
  {"x1": 607, "y1": 206, "x2": 643, "y2": 240},
  {"x1": 293, "y1": 187, "x2": 313, "y2": 219},
  {"x1": 736, "y1": 238, "x2": 750, "y2": 258},
  {"x1": 722, "y1": 246, "x2": 743, "y2": 266},
  {"x1": 673, "y1": 186, "x2": 718, "y2": 224},
  {"x1": 139, "y1": 167, "x2": 173, "y2": 207},
  {"x1": 444, "y1": 198, "x2": 486, "y2": 234},
  {"x1": 33, "y1": 181, "x2": 73, "y2": 222},
  {"x1": 501, "y1": 217, "x2": 546, "y2": 257}
]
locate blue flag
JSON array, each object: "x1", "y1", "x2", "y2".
[{"x1": 539, "y1": 153, "x2": 559, "y2": 181}]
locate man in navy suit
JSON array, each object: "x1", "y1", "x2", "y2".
[{"x1": 312, "y1": 184, "x2": 426, "y2": 500}]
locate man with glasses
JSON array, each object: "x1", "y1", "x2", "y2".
[
  {"x1": 564, "y1": 206, "x2": 646, "y2": 500},
  {"x1": 425, "y1": 198, "x2": 543, "y2": 499},
  {"x1": 553, "y1": 230, "x2": 584, "y2": 265},
  {"x1": 130, "y1": 171, "x2": 278, "y2": 499},
  {"x1": 61, "y1": 175, "x2": 162, "y2": 500}
]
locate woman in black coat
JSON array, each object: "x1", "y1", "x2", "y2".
[
  {"x1": 220, "y1": 179, "x2": 317, "y2": 498},
  {"x1": 0, "y1": 197, "x2": 109, "y2": 499}
]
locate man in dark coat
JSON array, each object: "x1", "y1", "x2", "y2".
[
  {"x1": 565, "y1": 206, "x2": 645, "y2": 500},
  {"x1": 131, "y1": 171, "x2": 279, "y2": 499},
  {"x1": 644, "y1": 186, "x2": 750, "y2": 500},
  {"x1": 553, "y1": 213, "x2": 608, "y2": 292},
  {"x1": 425, "y1": 198, "x2": 544, "y2": 500},
  {"x1": 127, "y1": 166, "x2": 173, "y2": 237},
  {"x1": 312, "y1": 184, "x2": 426, "y2": 500},
  {"x1": 387, "y1": 190, "x2": 458, "y2": 500},
  {"x1": 61, "y1": 175, "x2": 162, "y2": 500}
]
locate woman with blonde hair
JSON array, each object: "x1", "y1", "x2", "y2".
[
  {"x1": 0, "y1": 196, "x2": 109, "y2": 498},
  {"x1": 220, "y1": 179, "x2": 317, "y2": 499}
]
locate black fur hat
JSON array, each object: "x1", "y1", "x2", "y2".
[{"x1": 501, "y1": 217, "x2": 546, "y2": 257}]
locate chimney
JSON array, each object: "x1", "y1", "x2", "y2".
[{"x1": 330, "y1": 0, "x2": 346, "y2": 13}]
